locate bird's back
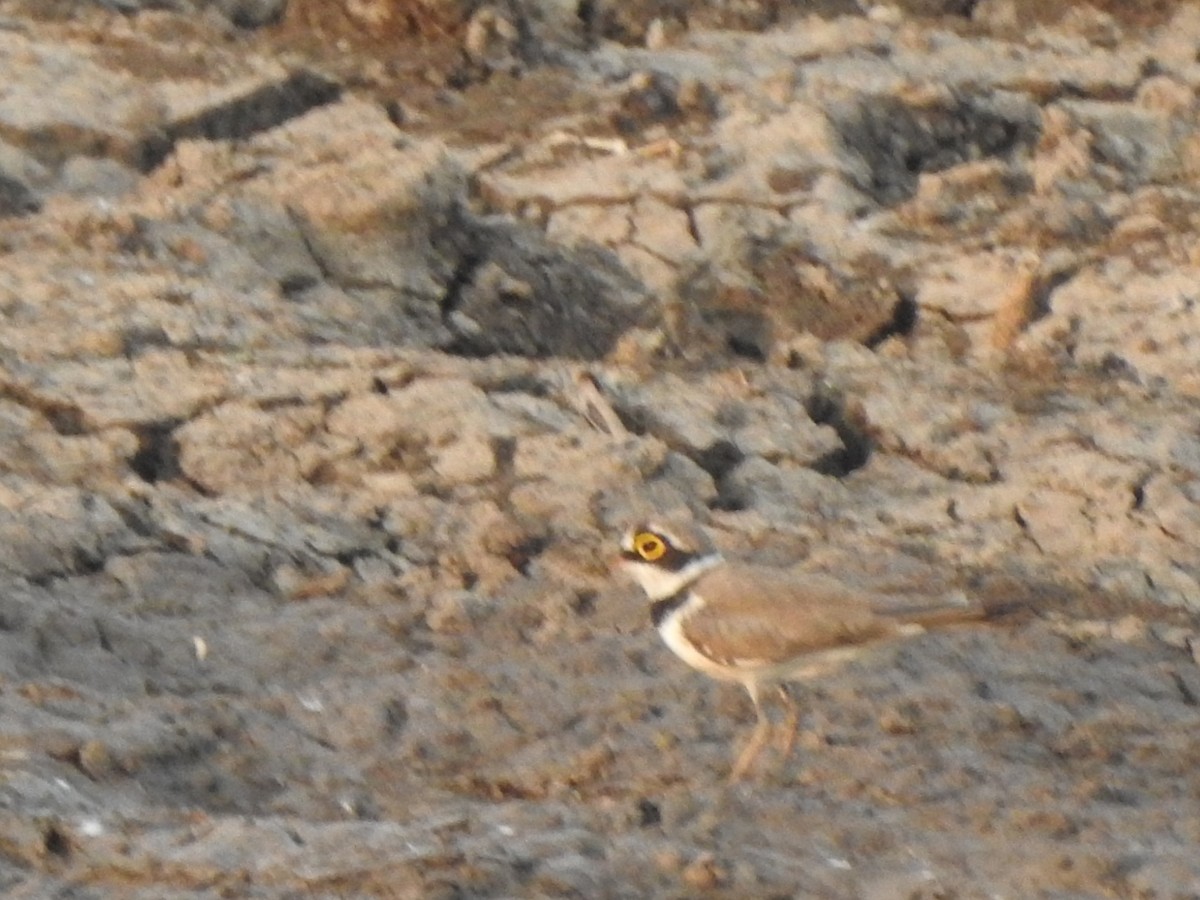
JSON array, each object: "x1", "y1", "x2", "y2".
[{"x1": 680, "y1": 563, "x2": 985, "y2": 669}]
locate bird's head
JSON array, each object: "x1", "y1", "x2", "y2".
[{"x1": 616, "y1": 521, "x2": 722, "y2": 600}]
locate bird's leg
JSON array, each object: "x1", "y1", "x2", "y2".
[
  {"x1": 774, "y1": 683, "x2": 800, "y2": 762},
  {"x1": 729, "y1": 682, "x2": 771, "y2": 782}
]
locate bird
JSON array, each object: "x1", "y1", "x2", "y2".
[{"x1": 617, "y1": 520, "x2": 998, "y2": 781}]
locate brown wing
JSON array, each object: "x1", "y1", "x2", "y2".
[{"x1": 682, "y1": 564, "x2": 981, "y2": 666}]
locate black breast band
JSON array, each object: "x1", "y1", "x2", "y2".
[{"x1": 650, "y1": 588, "x2": 692, "y2": 628}]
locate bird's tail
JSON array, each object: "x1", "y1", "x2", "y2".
[
  {"x1": 885, "y1": 591, "x2": 986, "y2": 628},
  {"x1": 884, "y1": 575, "x2": 1040, "y2": 628}
]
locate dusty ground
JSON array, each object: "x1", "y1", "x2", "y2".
[{"x1": 0, "y1": 0, "x2": 1200, "y2": 896}]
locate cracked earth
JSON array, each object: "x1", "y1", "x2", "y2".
[{"x1": 0, "y1": 0, "x2": 1199, "y2": 896}]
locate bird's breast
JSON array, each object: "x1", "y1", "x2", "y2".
[{"x1": 656, "y1": 594, "x2": 744, "y2": 681}]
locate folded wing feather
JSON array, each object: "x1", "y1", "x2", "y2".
[{"x1": 683, "y1": 564, "x2": 983, "y2": 666}]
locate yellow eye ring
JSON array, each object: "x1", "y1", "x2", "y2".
[{"x1": 634, "y1": 531, "x2": 667, "y2": 561}]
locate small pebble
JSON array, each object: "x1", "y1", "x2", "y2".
[{"x1": 681, "y1": 852, "x2": 725, "y2": 890}]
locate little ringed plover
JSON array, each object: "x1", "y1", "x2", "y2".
[{"x1": 618, "y1": 521, "x2": 994, "y2": 781}]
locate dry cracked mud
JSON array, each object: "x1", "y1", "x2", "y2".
[{"x1": 0, "y1": 0, "x2": 1199, "y2": 896}]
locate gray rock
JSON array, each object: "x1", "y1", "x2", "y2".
[
  {"x1": 212, "y1": 0, "x2": 287, "y2": 28},
  {"x1": 0, "y1": 171, "x2": 39, "y2": 217},
  {"x1": 439, "y1": 212, "x2": 650, "y2": 359}
]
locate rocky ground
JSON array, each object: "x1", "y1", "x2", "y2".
[{"x1": 1, "y1": 0, "x2": 1199, "y2": 896}]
